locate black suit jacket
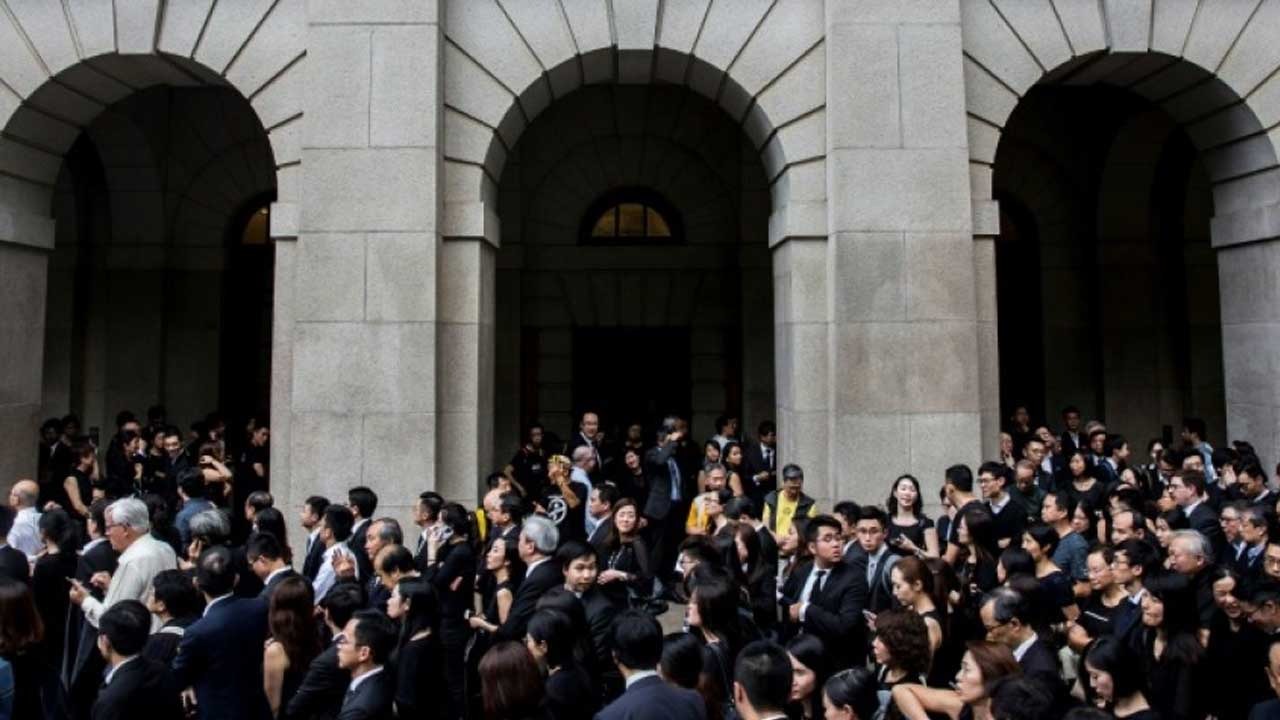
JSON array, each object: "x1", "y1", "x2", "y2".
[
  {"x1": 849, "y1": 549, "x2": 897, "y2": 614},
  {"x1": 337, "y1": 667, "x2": 395, "y2": 720},
  {"x1": 641, "y1": 442, "x2": 680, "y2": 522},
  {"x1": 594, "y1": 674, "x2": 705, "y2": 720},
  {"x1": 286, "y1": 642, "x2": 347, "y2": 720},
  {"x1": 581, "y1": 587, "x2": 620, "y2": 669},
  {"x1": 780, "y1": 561, "x2": 868, "y2": 670},
  {"x1": 0, "y1": 545, "x2": 28, "y2": 582},
  {"x1": 92, "y1": 657, "x2": 184, "y2": 720},
  {"x1": 588, "y1": 517, "x2": 614, "y2": 550},
  {"x1": 259, "y1": 567, "x2": 300, "y2": 600},
  {"x1": 302, "y1": 533, "x2": 326, "y2": 582},
  {"x1": 1186, "y1": 502, "x2": 1227, "y2": 562},
  {"x1": 1018, "y1": 637, "x2": 1066, "y2": 703},
  {"x1": 742, "y1": 441, "x2": 776, "y2": 504},
  {"x1": 348, "y1": 520, "x2": 373, "y2": 583},
  {"x1": 496, "y1": 559, "x2": 564, "y2": 642},
  {"x1": 171, "y1": 596, "x2": 271, "y2": 720}
]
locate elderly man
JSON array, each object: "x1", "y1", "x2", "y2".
[
  {"x1": 361, "y1": 518, "x2": 402, "y2": 611},
  {"x1": 570, "y1": 444, "x2": 596, "y2": 500},
  {"x1": 495, "y1": 515, "x2": 563, "y2": 642},
  {"x1": 1168, "y1": 529, "x2": 1217, "y2": 639},
  {"x1": 70, "y1": 497, "x2": 177, "y2": 628},
  {"x1": 7, "y1": 479, "x2": 42, "y2": 558}
]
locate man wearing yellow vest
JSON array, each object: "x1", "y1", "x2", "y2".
[{"x1": 762, "y1": 464, "x2": 818, "y2": 537}]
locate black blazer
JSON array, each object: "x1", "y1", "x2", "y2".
[
  {"x1": 422, "y1": 540, "x2": 476, "y2": 637},
  {"x1": 594, "y1": 674, "x2": 705, "y2": 720},
  {"x1": 348, "y1": 519, "x2": 373, "y2": 582},
  {"x1": 0, "y1": 545, "x2": 28, "y2": 582},
  {"x1": 1186, "y1": 502, "x2": 1226, "y2": 561},
  {"x1": 170, "y1": 596, "x2": 271, "y2": 720},
  {"x1": 366, "y1": 575, "x2": 390, "y2": 613},
  {"x1": 780, "y1": 561, "x2": 868, "y2": 670},
  {"x1": 581, "y1": 587, "x2": 620, "y2": 670},
  {"x1": 286, "y1": 642, "x2": 347, "y2": 720},
  {"x1": 259, "y1": 567, "x2": 300, "y2": 600},
  {"x1": 496, "y1": 559, "x2": 564, "y2": 642},
  {"x1": 337, "y1": 667, "x2": 395, "y2": 720},
  {"x1": 641, "y1": 442, "x2": 680, "y2": 522},
  {"x1": 849, "y1": 549, "x2": 897, "y2": 614},
  {"x1": 588, "y1": 517, "x2": 614, "y2": 550},
  {"x1": 302, "y1": 534, "x2": 326, "y2": 582},
  {"x1": 1018, "y1": 637, "x2": 1065, "y2": 703},
  {"x1": 92, "y1": 657, "x2": 184, "y2": 720}
]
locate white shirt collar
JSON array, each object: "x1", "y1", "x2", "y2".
[
  {"x1": 1184, "y1": 498, "x2": 1203, "y2": 517},
  {"x1": 265, "y1": 567, "x2": 291, "y2": 586},
  {"x1": 348, "y1": 665, "x2": 385, "y2": 693},
  {"x1": 104, "y1": 655, "x2": 139, "y2": 685},
  {"x1": 988, "y1": 493, "x2": 1011, "y2": 514},
  {"x1": 625, "y1": 669, "x2": 658, "y2": 689},
  {"x1": 203, "y1": 593, "x2": 233, "y2": 617},
  {"x1": 82, "y1": 537, "x2": 107, "y2": 553},
  {"x1": 1012, "y1": 633, "x2": 1038, "y2": 662},
  {"x1": 527, "y1": 556, "x2": 551, "y2": 576}
]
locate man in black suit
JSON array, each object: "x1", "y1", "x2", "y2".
[
  {"x1": 779, "y1": 514, "x2": 868, "y2": 671},
  {"x1": 595, "y1": 610, "x2": 705, "y2": 720},
  {"x1": 1240, "y1": 462, "x2": 1276, "y2": 510},
  {"x1": 981, "y1": 587, "x2": 1065, "y2": 703},
  {"x1": 346, "y1": 487, "x2": 378, "y2": 583},
  {"x1": 92, "y1": 600, "x2": 184, "y2": 720},
  {"x1": 849, "y1": 506, "x2": 898, "y2": 614},
  {"x1": 731, "y1": 640, "x2": 792, "y2": 720},
  {"x1": 1250, "y1": 638, "x2": 1280, "y2": 720},
  {"x1": 171, "y1": 545, "x2": 271, "y2": 720},
  {"x1": 586, "y1": 484, "x2": 617, "y2": 551},
  {"x1": 1172, "y1": 469, "x2": 1226, "y2": 562},
  {"x1": 557, "y1": 542, "x2": 620, "y2": 695},
  {"x1": 495, "y1": 515, "x2": 564, "y2": 642},
  {"x1": 0, "y1": 506, "x2": 29, "y2": 582},
  {"x1": 334, "y1": 609, "x2": 397, "y2": 720},
  {"x1": 1240, "y1": 506, "x2": 1271, "y2": 580},
  {"x1": 567, "y1": 410, "x2": 607, "y2": 480},
  {"x1": 1059, "y1": 405, "x2": 1083, "y2": 455},
  {"x1": 741, "y1": 421, "x2": 778, "y2": 509},
  {"x1": 642, "y1": 418, "x2": 686, "y2": 590},
  {"x1": 287, "y1": 584, "x2": 364, "y2": 720},
  {"x1": 359, "y1": 518, "x2": 401, "y2": 612},
  {"x1": 300, "y1": 495, "x2": 330, "y2": 582},
  {"x1": 246, "y1": 532, "x2": 298, "y2": 601}
]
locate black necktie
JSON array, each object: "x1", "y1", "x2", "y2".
[{"x1": 811, "y1": 569, "x2": 827, "y2": 601}]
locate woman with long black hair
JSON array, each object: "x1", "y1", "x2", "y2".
[
  {"x1": 422, "y1": 502, "x2": 477, "y2": 720},
  {"x1": 886, "y1": 474, "x2": 940, "y2": 558},
  {"x1": 525, "y1": 609, "x2": 597, "y2": 720},
  {"x1": 389, "y1": 579, "x2": 448, "y2": 720},
  {"x1": 1139, "y1": 573, "x2": 1207, "y2": 720},
  {"x1": 786, "y1": 634, "x2": 829, "y2": 720}
]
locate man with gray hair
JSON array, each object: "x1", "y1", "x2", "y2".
[
  {"x1": 70, "y1": 497, "x2": 177, "y2": 628},
  {"x1": 495, "y1": 515, "x2": 563, "y2": 642},
  {"x1": 362, "y1": 517, "x2": 403, "y2": 611},
  {"x1": 979, "y1": 586, "x2": 1064, "y2": 702},
  {"x1": 570, "y1": 444, "x2": 596, "y2": 499},
  {"x1": 6, "y1": 478, "x2": 42, "y2": 558},
  {"x1": 1168, "y1": 528, "x2": 1218, "y2": 632}
]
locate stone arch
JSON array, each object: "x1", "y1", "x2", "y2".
[
  {"x1": 963, "y1": 0, "x2": 1280, "y2": 461},
  {"x1": 441, "y1": 0, "x2": 827, "y2": 247},
  {"x1": 963, "y1": 0, "x2": 1280, "y2": 245},
  {"x1": 0, "y1": 0, "x2": 305, "y2": 248}
]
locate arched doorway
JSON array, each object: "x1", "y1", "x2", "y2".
[
  {"x1": 0, "y1": 2, "x2": 302, "y2": 486},
  {"x1": 492, "y1": 83, "x2": 774, "y2": 453},
  {"x1": 993, "y1": 79, "x2": 1224, "y2": 442}
]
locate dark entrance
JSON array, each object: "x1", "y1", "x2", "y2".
[{"x1": 572, "y1": 328, "x2": 692, "y2": 436}]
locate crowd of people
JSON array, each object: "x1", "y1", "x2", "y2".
[{"x1": 3, "y1": 405, "x2": 1280, "y2": 720}]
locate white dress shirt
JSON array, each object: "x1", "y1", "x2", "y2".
[
  {"x1": 313, "y1": 542, "x2": 356, "y2": 604},
  {"x1": 1012, "y1": 633, "x2": 1038, "y2": 661},
  {"x1": 10, "y1": 507, "x2": 42, "y2": 558},
  {"x1": 103, "y1": 655, "x2": 139, "y2": 685},
  {"x1": 81, "y1": 533, "x2": 177, "y2": 628},
  {"x1": 347, "y1": 665, "x2": 385, "y2": 694}
]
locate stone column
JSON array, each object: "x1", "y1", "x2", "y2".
[
  {"x1": 290, "y1": 1, "x2": 442, "y2": 522},
  {"x1": 1217, "y1": 239, "x2": 1280, "y2": 475},
  {"x1": 825, "y1": 1, "x2": 982, "y2": 500},
  {"x1": 0, "y1": 238, "x2": 49, "y2": 488}
]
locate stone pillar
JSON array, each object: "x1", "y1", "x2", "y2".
[
  {"x1": 824, "y1": 1, "x2": 982, "y2": 500},
  {"x1": 0, "y1": 240, "x2": 48, "y2": 488},
  {"x1": 290, "y1": 1, "x2": 442, "y2": 522},
  {"x1": 1217, "y1": 239, "x2": 1280, "y2": 473}
]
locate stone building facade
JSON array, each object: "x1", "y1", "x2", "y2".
[{"x1": 3, "y1": 0, "x2": 1280, "y2": 518}]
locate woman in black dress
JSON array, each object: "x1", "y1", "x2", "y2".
[
  {"x1": 785, "y1": 634, "x2": 829, "y2": 720},
  {"x1": 391, "y1": 579, "x2": 448, "y2": 720},
  {"x1": 1022, "y1": 524, "x2": 1080, "y2": 623},
  {"x1": 262, "y1": 576, "x2": 319, "y2": 718},
  {"x1": 526, "y1": 609, "x2": 597, "y2": 720},
  {"x1": 1139, "y1": 574, "x2": 1207, "y2": 720},
  {"x1": 1204, "y1": 566, "x2": 1270, "y2": 720},
  {"x1": 870, "y1": 609, "x2": 931, "y2": 717},
  {"x1": 1082, "y1": 636, "x2": 1160, "y2": 720},
  {"x1": 596, "y1": 499, "x2": 652, "y2": 607},
  {"x1": 33, "y1": 508, "x2": 79, "y2": 673},
  {"x1": 422, "y1": 503, "x2": 477, "y2": 720},
  {"x1": 1063, "y1": 450, "x2": 1107, "y2": 511},
  {"x1": 885, "y1": 474, "x2": 939, "y2": 558}
]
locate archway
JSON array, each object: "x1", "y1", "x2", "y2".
[
  {"x1": 963, "y1": 1, "x2": 1280, "y2": 464},
  {"x1": 492, "y1": 83, "x2": 774, "y2": 455},
  {"x1": 438, "y1": 1, "x2": 828, "y2": 499},
  {"x1": 0, "y1": 2, "x2": 303, "y2": 486}
]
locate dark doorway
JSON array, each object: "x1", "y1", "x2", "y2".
[{"x1": 572, "y1": 328, "x2": 692, "y2": 436}]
